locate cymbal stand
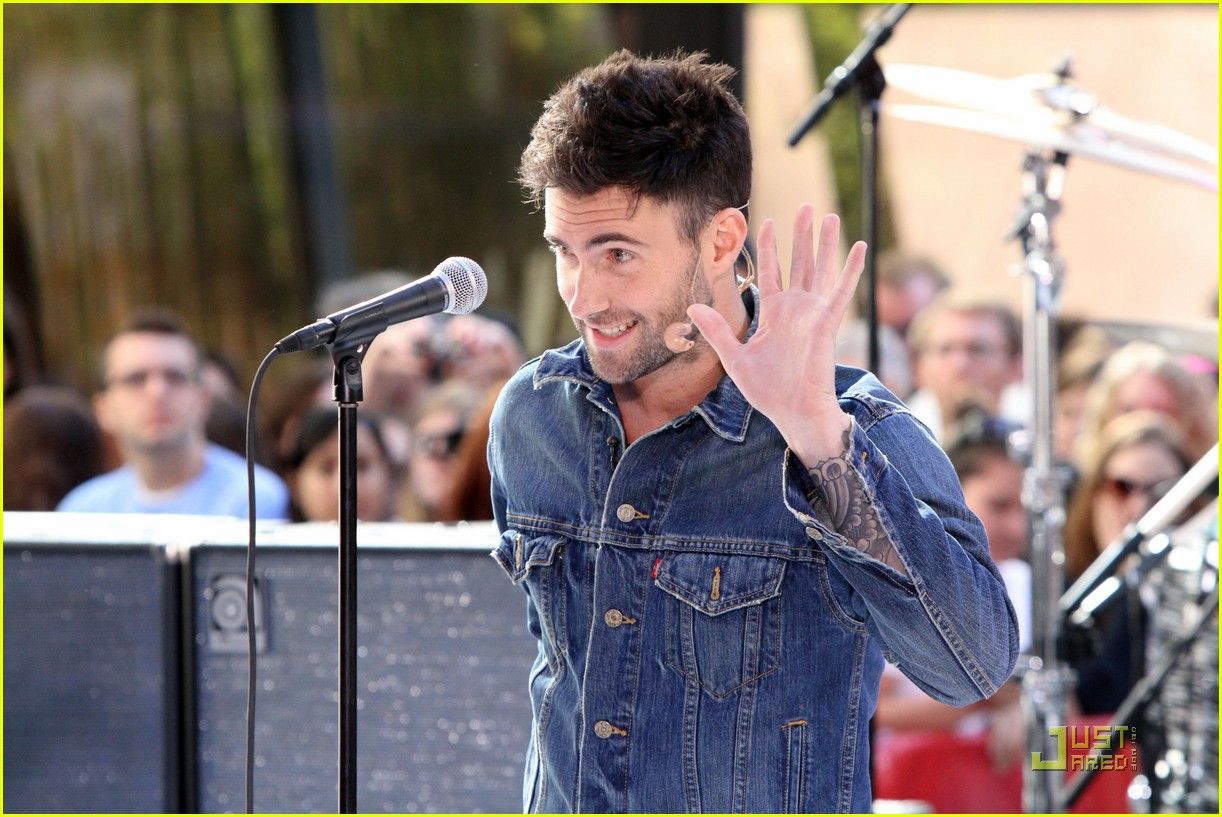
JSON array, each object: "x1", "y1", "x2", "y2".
[
  {"x1": 1008, "y1": 148, "x2": 1074, "y2": 814},
  {"x1": 1058, "y1": 586, "x2": 1218, "y2": 810}
]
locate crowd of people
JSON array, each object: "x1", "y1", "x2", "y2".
[
  {"x1": 853, "y1": 256, "x2": 1217, "y2": 789},
  {"x1": 3, "y1": 271, "x2": 525, "y2": 525}
]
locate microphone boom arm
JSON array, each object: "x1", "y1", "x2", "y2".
[{"x1": 787, "y1": 3, "x2": 911, "y2": 146}]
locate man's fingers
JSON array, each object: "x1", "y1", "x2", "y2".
[
  {"x1": 687, "y1": 304, "x2": 740, "y2": 367},
  {"x1": 790, "y1": 204, "x2": 817, "y2": 290},
  {"x1": 756, "y1": 218, "x2": 781, "y2": 294},
  {"x1": 812, "y1": 213, "x2": 841, "y2": 293},
  {"x1": 830, "y1": 240, "x2": 868, "y2": 317}
]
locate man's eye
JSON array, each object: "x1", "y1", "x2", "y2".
[
  {"x1": 609, "y1": 249, "x2": 633, "y2": 263},
  {"x1": 547, "y1": 243, "x2": 570, "y2": 257}
]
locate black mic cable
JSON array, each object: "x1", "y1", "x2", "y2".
[{"x1": 244, "y1": 346, "x2": 280, "y2": 814}]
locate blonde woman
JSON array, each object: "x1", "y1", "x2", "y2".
[{"x1": 1074, "y1": 341, "x2": 1215, "y2": 469}]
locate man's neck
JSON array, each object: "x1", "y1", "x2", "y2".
[
  {"x1": 613, "y1": 347, "x2": 725, "y2": 443},
  {"x1": 127, "y1": 440, "x2": 207, "y2": 492},
  {"x1": 614, "y1": 290, "x2": 750, "y2": 443}
]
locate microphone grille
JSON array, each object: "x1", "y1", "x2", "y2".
[{"x1": 436, "y1": 257, "x2": 488, "y2": 315}]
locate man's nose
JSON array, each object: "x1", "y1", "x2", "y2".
[
  {"x1": 948, "y1": 350, "x2": 980, "y2": 380},
  {"x1": 144, "y1": 372, "x2": 174, "y2": 397},
  {"x1": 565, "y1": 265, "x2": 610, "y2": 319}
]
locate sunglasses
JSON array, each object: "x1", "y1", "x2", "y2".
[
  {"x1": 1102, "y1": 476, "x2": 1177, "y2": 501},
  {"x1": 412, "y1": 427, "x2": 465, "y2": 460},
  {"x1": 923, "y1": 341, "x2": 1007, "y2": 360}
]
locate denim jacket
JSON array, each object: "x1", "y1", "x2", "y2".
[{"x1": 488, "y1": 296, "x2": 1019, "y2": 813}]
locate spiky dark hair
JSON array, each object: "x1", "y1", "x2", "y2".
[{"x1": 519, "y1": 49, "x2": 751, "y2": 243}]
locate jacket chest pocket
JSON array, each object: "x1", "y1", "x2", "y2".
[
  {"x1": 493, "y1": 530, "x2": 568, "y2": 670},
  {"x1": 655, "y1": 551, "x2": 786, "y2": 699}
]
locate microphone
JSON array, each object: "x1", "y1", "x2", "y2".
[{"x1": 275, "y1": 257, "x2": 488, "y2": 354}]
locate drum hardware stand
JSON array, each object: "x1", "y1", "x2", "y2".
[
  {"x1": 1056, "y1": 587, "x2": 1218, "y2": 810},
  {"x1": 1007, "y1": 144, "x2": 1074, "y2": 814},
  {"x1": 1056, "y1": 452, "x2": 1219, "y2": 811},
  {"x1": 875, "y1": 50, "x2": 1219, "y2": 811}
]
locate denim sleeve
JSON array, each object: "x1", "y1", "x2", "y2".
[
  {"x1": 783, "y1": 411, "x2": 1019, "y2": 705},
  {"x1": 488, "y1": 396, "x2": 508, "y2": 535}
]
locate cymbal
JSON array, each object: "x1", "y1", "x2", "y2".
[
  {"x1": 1088, "y1": 318, "x2": 1219, "y2": 361},
  {"x1": 884, "y1": 64, "x2": 1217, "y2": 167},
  {"x1": 885, "y1": 103, "x2": 1219, "y2": 191}
]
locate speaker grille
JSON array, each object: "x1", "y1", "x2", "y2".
[
  {"x1": 3, "y1": 543, "x2": 179, "y2": 813},
  {"x1": 190, "y1": 544, "x2": 535, "y2": 813}
]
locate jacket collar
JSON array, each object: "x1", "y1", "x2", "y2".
[{"x1": 533, "y1": 287, "x2": 760, "y2": 443}]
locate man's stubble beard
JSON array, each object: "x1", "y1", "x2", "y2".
[
  {"x1": 579, "y1": 255, "x2": 713, "y2": 385},
  {"x1": 127, "y1": 422, "x2": 199, "y2": 460}
]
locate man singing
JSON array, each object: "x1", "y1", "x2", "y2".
[{"x1": 488, "y1": 50, "x2": 1018, "y2": 813}]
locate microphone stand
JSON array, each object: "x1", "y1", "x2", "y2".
[
  {"x1": 268, "y1": 260, "x2": 485, "y2": 813},
  {"x1": 857, "y1": 65, "x2": 885, "y2": 376},
  {"x1": 788, "y1": 3, "x2": 911, "y2": 375},
  {"x1": 325, "y1": 319, "x2": 387, "y2": 814}
]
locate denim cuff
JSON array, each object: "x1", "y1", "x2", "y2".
[{"x1": 781, "y1": 417, "x2": 910, "y2": 579}]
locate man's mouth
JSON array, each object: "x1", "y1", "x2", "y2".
[{"x1": 589, "y1": 320, "x2": 639, "y2": 339}]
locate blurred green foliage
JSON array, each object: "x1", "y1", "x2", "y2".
[
  {"x1": 802, "y1": 3, "x2": 896, "y2": 250},
  {"x1": 4, "y1": 4, "x2": 610, "y2": 389}
]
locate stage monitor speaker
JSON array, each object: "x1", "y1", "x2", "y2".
[
  {"x1": 3, "y1": 515, "x2": 185, "y2": 813},
  {"x1": 188, "y1": 523, "x2": 537, "y2": 813}
]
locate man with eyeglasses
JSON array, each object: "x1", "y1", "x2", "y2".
[
  {"x1": 57, "y1": 310, "x2": 289, "y2": 519},
  {"x1": 905, "y1": 292, "x2": 1025, "y2": 444}
]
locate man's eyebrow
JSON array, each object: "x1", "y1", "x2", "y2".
[{"x1": 542, "y1": 232, "x2": 645, "y2": 250}]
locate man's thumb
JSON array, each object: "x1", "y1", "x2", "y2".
[{"x1": 687, "y1": 304, "x2": 739, "y2": 363}]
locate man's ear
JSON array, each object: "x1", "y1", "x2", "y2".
[
  {"x1": 1008, "y1": 353, "x2": 1024, "y2": 384},
  {"x1": 707, "y1": 206, "x2": 749, "y2": 274},
  {"x1": 913, "y1": 353, "x2": 930, "y2": 391},
  {"x1": 190, "y1": 382, "x2": 213, "y2": 428},
  {"x1": 94, "y1": 391, "x2": 115, "y2": 436}
]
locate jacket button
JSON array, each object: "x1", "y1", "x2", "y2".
[
  {"x1": 806, "y1": 526, "x2": 824, "y2": 541},
  {"x1": 604, "y1": 609, "x2": 624, "y2": 628},
  {"x1": 593, "y1": 720, "x2": 615, "y2": 739},
  {"x1": 616, "y1": 503, "x2": 637, "y2": 523}
]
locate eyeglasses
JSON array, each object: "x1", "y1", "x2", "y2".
[
  {"x1": 105, "y1": 367, "x2": 198, "y2": 392},
  {"x1": 923, "y1": 341, "x2": 1007, "y2": 360},
  {"x1": 412, "y1": 427, "x2": 465, "y2": 460},
  {"x1": 1102, "y1": 475, "x2": 1177, "y2": 501}
]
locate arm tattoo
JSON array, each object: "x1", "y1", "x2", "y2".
[{"x1": 808, "y1": 455, "x2": 909, "y2": 576}]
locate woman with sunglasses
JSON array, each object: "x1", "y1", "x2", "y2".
[
  {"x1": 1062, "y1": 410, "x2": 1193, "y2": 715},
  {"x1": 402, "y1": 380, "x2": 487, "y2": 521}
]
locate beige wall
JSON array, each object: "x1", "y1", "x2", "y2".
[
  {"x1": 750, "y1": 4, "x2": 1218, "y2": 326},
  {"x1": 745, "y1": 5, "x2": 839, "y2": 278}
]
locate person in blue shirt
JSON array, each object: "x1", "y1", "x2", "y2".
[
  {"x1": 57, "y1": 310, "x2": 288, "y2": 519},
  {"x1": 488, "y1": 50, "x2": 1018, "y2": 812}
]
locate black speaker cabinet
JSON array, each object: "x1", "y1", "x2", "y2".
[
  {"x1": 188, "y1": 525, "x2": 537, "y2": 813},
  {"x1": 3, "y1": 517, "x2": 184, "y2": 813}
]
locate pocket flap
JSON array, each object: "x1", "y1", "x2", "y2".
[
  {"x1": 491, "y1": 530, "x2": 565, "y2": 584},
  {"x1": 655, "y1": 551, "x2": 786, "y2": 616}
]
